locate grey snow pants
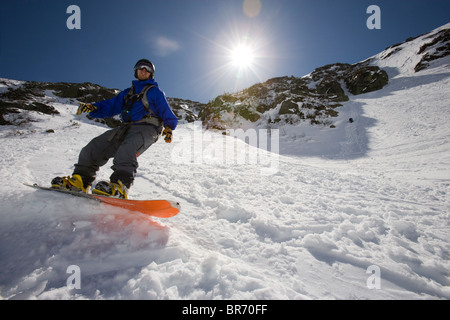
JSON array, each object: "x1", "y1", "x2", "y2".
[{"x1": 73, "y1": 124, "x2": 159, "y2": 188}]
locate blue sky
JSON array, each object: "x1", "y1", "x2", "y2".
[{"x1": 1, "y1": 0, "x2": 449, "y2": 103}]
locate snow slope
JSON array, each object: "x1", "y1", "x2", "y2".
[{"x1": 0, "y1": 24, "x2": 449, "y2": 300}]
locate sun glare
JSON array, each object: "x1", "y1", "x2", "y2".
[
  {"x1": 195, "y1": 17, "x2": 273, "y2": 98},
  {"x1": 230, "y1": 44, "x2": 255, "y2": 69}
]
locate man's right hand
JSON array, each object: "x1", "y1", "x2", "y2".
[
  {"x1": 162, "y1": 126, "x2": 173, "y2": 143},
  {"x1": 76, "y1": 102, "x2": 97, "y2": 115}
]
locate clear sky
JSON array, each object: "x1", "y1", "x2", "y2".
[{"x1": 1, "y1": 0, "x2": 449, "y2": 103}]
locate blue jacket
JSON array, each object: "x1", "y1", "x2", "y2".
[{"x1": 90, "y1": 79, "x2": 178, "y2": 130}]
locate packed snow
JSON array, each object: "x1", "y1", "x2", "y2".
[{"x1": 0, "y1": 24, "x2": 449, "y2": 300}]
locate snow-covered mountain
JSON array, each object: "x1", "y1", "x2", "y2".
[
  {"x1": 0, "y1": 23, "x2": 449, "y2": 300},
  {"x1": 201, "y1": 24, "x2": 449, "y2": 133},
  {"x1": 200, "y1": 62, "x2": 388, "y2": 131}
]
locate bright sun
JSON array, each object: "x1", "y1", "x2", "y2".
[{"x1": 230, "y1": 44, "x2": 255, "y2": 69}]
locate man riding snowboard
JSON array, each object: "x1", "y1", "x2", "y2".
[{"x1": 51, "y1": 59, "x2": 178, "y2": 199}]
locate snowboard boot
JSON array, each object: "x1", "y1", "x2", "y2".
[
  {"x1": 51, "y1": 174, "x2": 89, "y2": 193},
  {"x1": 92, "y1": 180, "x2": 128, "y2": 199}
]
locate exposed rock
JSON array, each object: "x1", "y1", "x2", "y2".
[
  {"x1": 415, "y1": 28, "x2": 450, "y2": 72},
  {"x1": 279, "y1": 100, "x2": 300, "y2": 115},
  {"x1": 201, "y1": 62, "x2": 388, "y2": 130},
  {"x1": 345, "y1": 65, "x2": 389, "y2": 95},
  {"x1": 167, "y1": 97, "x2": 203, "y2": 123}
]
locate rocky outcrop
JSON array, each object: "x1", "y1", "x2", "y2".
[
  {"x1": 0, "y1": 79, "x2": 118, "y2": 126},
  {"x1": 200, "y1": 62, "x2": 388, "y2": 130},
  {"x1": 415, "y1": 28, "x2": 450, "y2": 72},
  {"x1": 345, "y1": 65, "x2": 389, "y2": 95},
  {"x1": 167, "y1": 97, "x2": 202, "y2": 124}
]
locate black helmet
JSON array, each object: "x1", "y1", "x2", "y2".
[{"x1": 134, "y1": 59, "x2": 155, "y2": 79}]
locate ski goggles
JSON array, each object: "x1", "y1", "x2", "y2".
[{"x1": 134, "y1": 63, "x2": 153, "y2": 73}]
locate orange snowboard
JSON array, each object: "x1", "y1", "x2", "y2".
[
  {"x1": 25, "y1": 183, "x2": 181, "y2": 218},
  {"x1": 91, "y1": 195, "x2": 180, "y2": 218}
]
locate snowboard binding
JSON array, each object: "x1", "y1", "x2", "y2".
[{"x1": 51, "y1": 174, "x2": 89, "y2": 193}]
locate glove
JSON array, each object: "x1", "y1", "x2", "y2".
[
  {"x1": 162, "y1": 126, "x2": 173, "y2": 143},
  {"x1": 76, "y1": 102, "x2": 97, "y2": 115}
]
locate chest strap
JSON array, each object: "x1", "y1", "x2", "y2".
[{"x1": 123, "y1": 84, "x2": 162, "y2": 125}]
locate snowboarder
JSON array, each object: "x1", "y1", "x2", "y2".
[{"x1": 51, "y1": 59, "x2": 178, "y2": 199}]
